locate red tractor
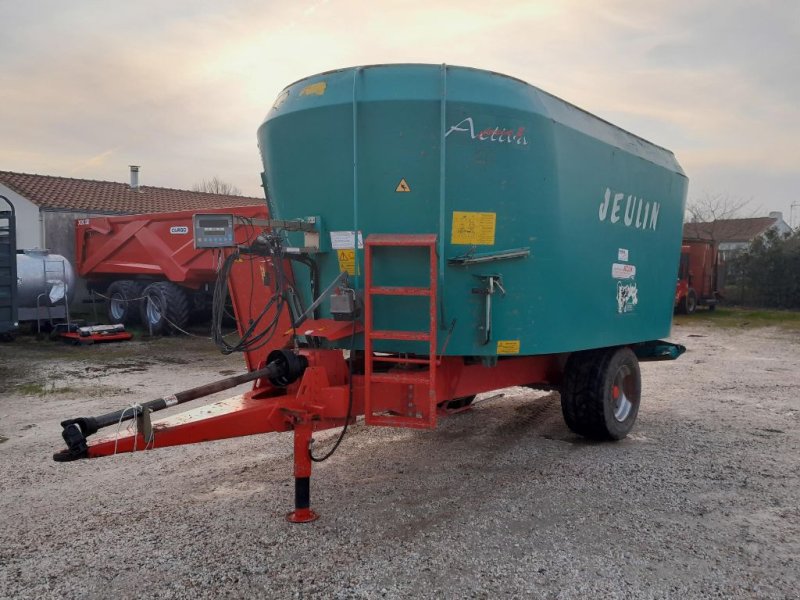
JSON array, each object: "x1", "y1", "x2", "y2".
[{"x1": 675, "y1": 239, "x2": 723, "y2": 314}]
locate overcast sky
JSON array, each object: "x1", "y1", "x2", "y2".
[{"x1": 1, "y1": 0, "x2": 798, "y2": 225}]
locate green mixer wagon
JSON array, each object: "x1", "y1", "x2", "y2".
[{"x1": 55, "y1": 65, "x2": 687, "y2": 522}]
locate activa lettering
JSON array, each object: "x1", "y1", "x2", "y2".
[
  {"x1": 445, "y1": 117, "x2": 528, "y2": 145},
  {"x1": 598, "y1": 187, "x2": 660, "y2": 231}
]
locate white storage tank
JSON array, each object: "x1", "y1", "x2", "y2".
[{"x1": 16, "y1": 250, "x2": 76, "y2": 321}]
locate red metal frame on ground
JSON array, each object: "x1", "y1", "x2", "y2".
[{"x1": 59, "y1": 331, "x2": 133, "y2": 344}]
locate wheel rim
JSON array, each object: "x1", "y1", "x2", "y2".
[
  {"x1": 109, "y1": 293, "x2": 125, "y2": 320},
  {"x1": 146, "y1": 295, "x2": 162, "y2": 325},
  {"x1": 611, "y1": 365, "x2": 635, "y2": 422}
]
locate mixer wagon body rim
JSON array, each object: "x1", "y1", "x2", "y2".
[{"x1": 268, "y1": 63, "x2": 685, "y2": 177}]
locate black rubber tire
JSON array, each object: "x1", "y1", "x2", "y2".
[
  {"x1": 105, "y1": 280, "x2": 144, "y2": 325},
  {"x1": 140, "y1": 282, "x2": 190, "y2": 335},
  {"x1": 685, "y1": 289, "x2": 698, "y2": 314},
  {"x1": 440, "y1": 395, "x2": 476, "y2": 411},
  {"x1": 560, "y1": 347, "x2": 642, "y2": 440}
]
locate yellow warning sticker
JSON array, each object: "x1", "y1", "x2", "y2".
[
  {"x1": 451, "y1": 211, "x2": 496, "y2": 245},
  {"x1": 496, "y1": 340, "x2": 521, "y2": 355},
  {"x1": 336, "y1": 249, "x2": 357, "y2": 275},
  {"x1": 395, "y1": 178, "x2": 411, "y2": 192},
  {"x1": 300, "y1": 81, "x2": 327, "y2": 96}
]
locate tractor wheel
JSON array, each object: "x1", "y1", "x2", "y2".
[
  {"x1": 560, "y1": 347, "x2": 641, "y2": 440},
  {"x1": 105, "y1": 280, "x2": 144, "y2": 325},
  {"x1": 440, "y1": 395, "x2": 476, "y2": 411},
  {"x1": 684, "y1": 289, "x2": 698, "y2": 314},
  {"x1": 140, "y1": 282, "x2": 190, "y2": 335}
]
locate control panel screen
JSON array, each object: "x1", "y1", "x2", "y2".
[{"x1": 193, "y1": 213, "x2": 235, "y2": 248}]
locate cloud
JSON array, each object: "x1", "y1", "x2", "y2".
[{"x1": 0, "y1": 0, "x2": 797, "y2": 216}]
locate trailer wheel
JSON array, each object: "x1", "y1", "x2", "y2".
[
  {"x1": 105, "y1": 280, "x2": 143, "y2": 325},
  {"x1": 683, "y1": 289, "x2": 698, "y2": 314},
  {"x1": 140, "y1": 282, "x2": 190, "y2": 335},
  {"x1": 560, "y1": 347, "x2": 641, "y2": 440}
]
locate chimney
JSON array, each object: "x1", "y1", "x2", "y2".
[
  {"x1": 769, "y1": 211, "x2": 782, "y2": 221},
  {"x1": 129, "y1": 165, "x2": 140, "y2": 190}
]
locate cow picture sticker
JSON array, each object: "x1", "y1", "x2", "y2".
[{"x1": 617, "y1": 281, "x2": 638, "y2": 314}]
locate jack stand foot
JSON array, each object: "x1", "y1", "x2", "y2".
[{"x1": 286, "y1": 508, "x2": 319, "y2": 523}]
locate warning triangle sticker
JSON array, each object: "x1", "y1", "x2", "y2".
[{"x1": 395, "y1": 178, "x2": 411, "y2": 193}]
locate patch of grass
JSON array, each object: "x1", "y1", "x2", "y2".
[
  {"x1": 13, "y1": 381, "x2": 78, "y2": 396},
  {"x1": 674, "y1": 307, "x2": 800, "y2": 330}
]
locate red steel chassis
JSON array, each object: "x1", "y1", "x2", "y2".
[{"x1": 80, "y1": 233, "x2": 567, "y2": 522}]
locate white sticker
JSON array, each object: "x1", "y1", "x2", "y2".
[
  {"x1": 163, "y1": 395, "x2": 179, "y2": 407},
  {"x1": 330, "y1": 231, "x2": 364, "y2": 250},
  {"x1": 618, "y1": 248, "x2": 629, "y2": 261},
  {"x1": 617, "y1": 281, "x2": 639, "y2": 314},
  {"x1": 612, "y1": 263, "x2": 636, "y2": 279},
  {"x1": 170, "y1": 226, "x2": 189, "y2": 235}
]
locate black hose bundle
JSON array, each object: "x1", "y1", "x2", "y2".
[{"x1": 211, "y1": 238, "x2": 290, "y2": 355}]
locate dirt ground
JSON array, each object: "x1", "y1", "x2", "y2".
[{"x1": 0, "y1": 322, "x2": 798, "y2": 599}]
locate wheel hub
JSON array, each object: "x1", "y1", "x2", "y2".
[
  {"x1": 611, "y1": 366, "x2": 634, "y2": 422},
  {"x1": 109, "y1": 294, "x2": 125, "y2": 320},
  {"x1": 146, "y1": 296, "x2": 162, "y2": 324}
]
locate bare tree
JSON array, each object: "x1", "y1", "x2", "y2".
[
  {"x1": 685, "y1": 192, "x2": 752, "y2": 224},
  {"x1": 192, "y1": 176, "x2": 241, "y2": 196},
  {"x1": 684, "y1": 192, "x2": 755, "y2": 241}
]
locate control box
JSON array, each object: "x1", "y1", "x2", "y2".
[{"x1": 193, "y1": 214, "x2": 235, "y2": 248}]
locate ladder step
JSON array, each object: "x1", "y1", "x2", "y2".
[
  {"x1": 370, "y1": 330, "x2": 430, "y2": 341},
  {"x1": 368, "y1": 286, "x2": 431, "y2": 297},
  {"x1": 366, "y1": 234, "x2": 437, "y2": 247},
  {"x1": 370, "y1": 372, "x2": 431, "y2": 386},
  {"x1": 371, "y1": 355, "x2": 431, "y2": 365}
]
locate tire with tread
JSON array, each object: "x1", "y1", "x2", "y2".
[
  {"x1": 105, "y1": 280, "x2": 143, "y2": 325},
  {"x1": 560, "y1": 346, "x2": 641, "y2": 440},
  {"x1": 140, "y1": 281, "x2": 190, "y2": 335},
  {"x1": 684, "y1": 289, "x2": 698, "y2": 314}
]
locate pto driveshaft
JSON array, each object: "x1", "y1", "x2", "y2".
[{"x1": 53, "y1": 349, "x2": 307, "y2": 461}]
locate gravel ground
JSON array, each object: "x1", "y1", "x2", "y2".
[{"x1": 0, "y1": 323, "x2": 798, "y2": 599}]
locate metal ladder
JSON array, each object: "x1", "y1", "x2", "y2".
[
  {"x1": 364, "y1": 233, "x2": 438, "y2": 429},
  {"x1": 0, "y1": 195, "x2": 17, "y2": 337},
  {"x1": 36, "y1": 258, "x2": 70, "y2": 333}
]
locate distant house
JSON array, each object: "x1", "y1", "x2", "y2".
[
  {"x1": 0, "y1": 168, "x2": 264, "y2": 304},
  {"x1": 683, "y1": 212, "x2": 792, "y2": 261}
]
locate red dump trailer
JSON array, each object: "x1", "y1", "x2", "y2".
[
  {"x1": 76, "y1": 205, "x2": 267, "y2": 333},
  {"x1": 674, "y1": 239, "x2": 723, "y2": 314}
]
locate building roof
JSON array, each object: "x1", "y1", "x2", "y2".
[
  {"x1": 684, "y1": 217, "x2": 779, "y2": 243},
  {"x1": 0, "y1": 171, "x2": 264, "y2": 214}
]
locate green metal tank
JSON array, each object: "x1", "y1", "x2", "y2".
[{"x1": 257, "y1": 64, "x2": 687, "y2": 357}]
